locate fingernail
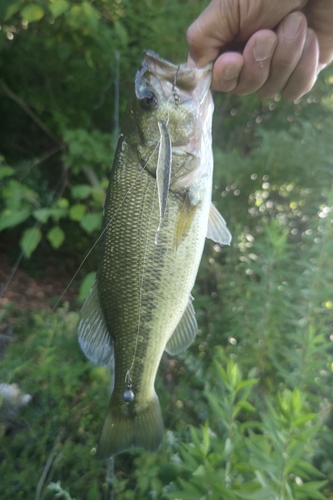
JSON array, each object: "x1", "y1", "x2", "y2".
[
  {"x1": 187, "y1": 55, "x2": 197, "y2": 69},
  {"x1": 253, "y1": 37, "x2": 276, "y2": 62},
  {"x1": 282, "y1": 12, "x2": 302, "y2": 40},
  {"x1": 223, "y1": 64, "x2": 241, "y2": 81}
]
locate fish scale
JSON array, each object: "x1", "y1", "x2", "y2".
[
  {"x1": 78, "y1": 50, "x2": 231, "y2": 457},
  {"x1": 98, "y1": 140, "x2": 205, "y2": 398}
]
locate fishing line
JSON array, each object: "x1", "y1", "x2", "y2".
[
  {"x1": 124, "y1": 171, "x2": 158, "y2": 392},
  {"x1": 172, "y1": 66, "x2": 180, "y2": 108},
  {"x1": 3, "y1": 66, "x2": 180, "y2": 394},
  {"x1": 123, "y1": 69, "x2": 181, "y2": 391},
  {"x1": 52, "y1": 140, "x2": 162, "y2": 313},
  {"x1": 164, "y1": 67, "x2": 181, "y2": 126},
  {"x1": 2, "y1": 139, "x2": 163, "y2": 397},
  {"x1": 1, "y1": 164, "x2": 68, "y2": 388}
]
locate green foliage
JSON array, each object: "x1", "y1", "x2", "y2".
[
  {"x1": 161, "y1": 350, "x2": 326, "y2": 500},
  {"x1": 48, "y1": 481, "x2": 76, "y2": 500},
  {"x1": 0, "y1": 0, "x2": 205, "y2": 264},
  {"x1": 0, "y1": 304, "x2": 113, "y2": 500}
]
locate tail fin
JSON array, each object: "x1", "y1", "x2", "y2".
[{"x1": 96, "y1": 393, "x2": 164, "y2": 458}]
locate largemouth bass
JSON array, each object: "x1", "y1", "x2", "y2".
[{"x1": 78, "y1": 50, "x2": 231, "y2": 458}]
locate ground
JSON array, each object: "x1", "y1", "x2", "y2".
[{"x1": 0, "y1": 253, "x2": 79, "y2": 359}]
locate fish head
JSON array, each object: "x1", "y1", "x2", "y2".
[{"x1": 126, "y1": 50, "x2": 214, "y2": 190}]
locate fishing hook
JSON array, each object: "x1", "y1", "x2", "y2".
[{"x1": 172, "y1": 66, "x2": 180, "y2": 108}]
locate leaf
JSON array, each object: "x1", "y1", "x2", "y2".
[
  {"x1": 81, "y1": 1, "x2": 98, "y2": 30},
  {"x1": 233, "y1": 400, "x2": 255, "y2": 414},
  {"x1": 235, "y1": 379, "x2": 259, "y2": 392},
  {"x1": 48, "y1": 0, "x2": 70, "y2": 19},
  {"x1": 228, "y1": 361, "x2": 242, "y2": 390},
  {"x1": 189, "y1": 426, "x2": 201, "y2": 450},
  {"x1": 0, "y1": 166, "x2": 14, "y2": 180},
  {"x1": 4, "y1": 1, "x2": 21, "y2": 20},
  {"x1": 175, "y1": 477, "x2": 203, "y2": 495},
  {"x1": 33, "y1": 208, "x2": 53, "y2": 224},
  {"x1": 292, "y1": 388, "x2": 302, "y2": 414},
  {"x1": 224, "y1": 437, "x2": 233, "y2": 457},
  {"x1": 80, "y1": 212, "x2": 101, "y2": 234},
  {"x1": 57, "y1": 198, "x2": 69, "y2": 209},
  {"x1": 292, "y1": 413, "x2": 317, "y2": 427},
  {"x1": 202, "y1": 422, "x2": 210, "y2": 457},
  {"x1": 71, "y1": 184, "x2": 92, "y2": 199},
  {"x1": 294, "y1": 481, "x2": 328, "y2": 500},
  {"x1": 114, "y1": 20, "x2": 128, "y2": 47},
  {"x1": 20, "y1": 227, "x2": 42, "y2": 258},
  {"x1": 235, "y1": 485, "x2": 279, "y2": 500},
  {"x1": 0, "y1": 209, "x2": 30, "y2": 231},
  {"x1": 192, "y1": 464, "x2": 205, "y2": 477},
  {"x1": 20, "y1": 5, "x2": 45, "y2": 22},
  {"x1": 50, "y1": 208, "x2": 68, "y2": 222},
  {"x1": 66, "y1": 2, "x2": 98, "y2": 33},
  {"x1": 47, "y1": 226, "x2": 65, "y2": 249},
  {"x1": 206, "y1": 393, "x2": 228, "y2": 424},
  {"x1": 210, "y1": 482, "x2": 239, "y2": 499},
  {"x1": 295, "y1": 460, "x2": 327, "y2": 479},
  {"x1": 87, "y1": 480, "x2": 99, "y2": 500},
  {"x1": 78, "y1": 272, "x2": 96, "y2": 301},
  {"x1": 69, "y1": 203, "x2": 86, "y2": 221}
]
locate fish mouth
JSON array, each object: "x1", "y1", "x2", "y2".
[{"x1": 140, "y1": 50, "x2": 213, "y2": 102}]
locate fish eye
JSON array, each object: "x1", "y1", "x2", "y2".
[{"x1": 139, "y1": 90, "x2": 158, "y2": 111}]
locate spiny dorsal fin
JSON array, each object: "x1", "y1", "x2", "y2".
[
  {"x1": 207, "y1": 203, "x2": 232, "y2": 245},
  {"x1": 165, "y1": 296, "x2": 197, "y2": 355},
  {"x1": 78, "y1": 282, "x2": 113, "y2": 367}
]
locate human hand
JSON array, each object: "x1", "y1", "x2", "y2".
[{"x1": 187, "y1": 0, "x2": 333, "y2": 99}]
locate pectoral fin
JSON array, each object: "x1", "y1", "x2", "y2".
[
  {"x1": 174, "y1": 193, "x2": 197, "y2": 249},
  {"x1": 207, "y1": 203, "x2": 232, "y2": 245},
  {"x1": 78, "y1": 282, "x2": 113, "y2": 367},
  {"x1": 165, "y1": 297, "x2": 197, "y2": 355}
]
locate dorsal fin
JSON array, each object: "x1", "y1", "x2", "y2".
[
  {"x1": 207, "y1": 203, "x2": 232, "y2": 245},
  {"x1": 165, "y1": 297, "x2": 197, "y2": 355},
  {"x1": 78, "y1": 282, "x2": 113, "y2": 367}
]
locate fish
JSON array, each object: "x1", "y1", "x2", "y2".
[{"x1": 77, "y1": 50, "x2": 231, "y2": 458}]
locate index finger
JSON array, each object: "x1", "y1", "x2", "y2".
[{"x1": 186, "y1": 0, "x2": 235, "y2": 67}]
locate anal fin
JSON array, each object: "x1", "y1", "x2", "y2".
[
  {"x1": 207, "y1": 203, "x2": 232, "y2": 245},
  {"x1": 78, "y1": 282, "x2": 113, "y2": 367},
  {"x1": 165, "y1": 297, "x2": 197, "y2": 355}
]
